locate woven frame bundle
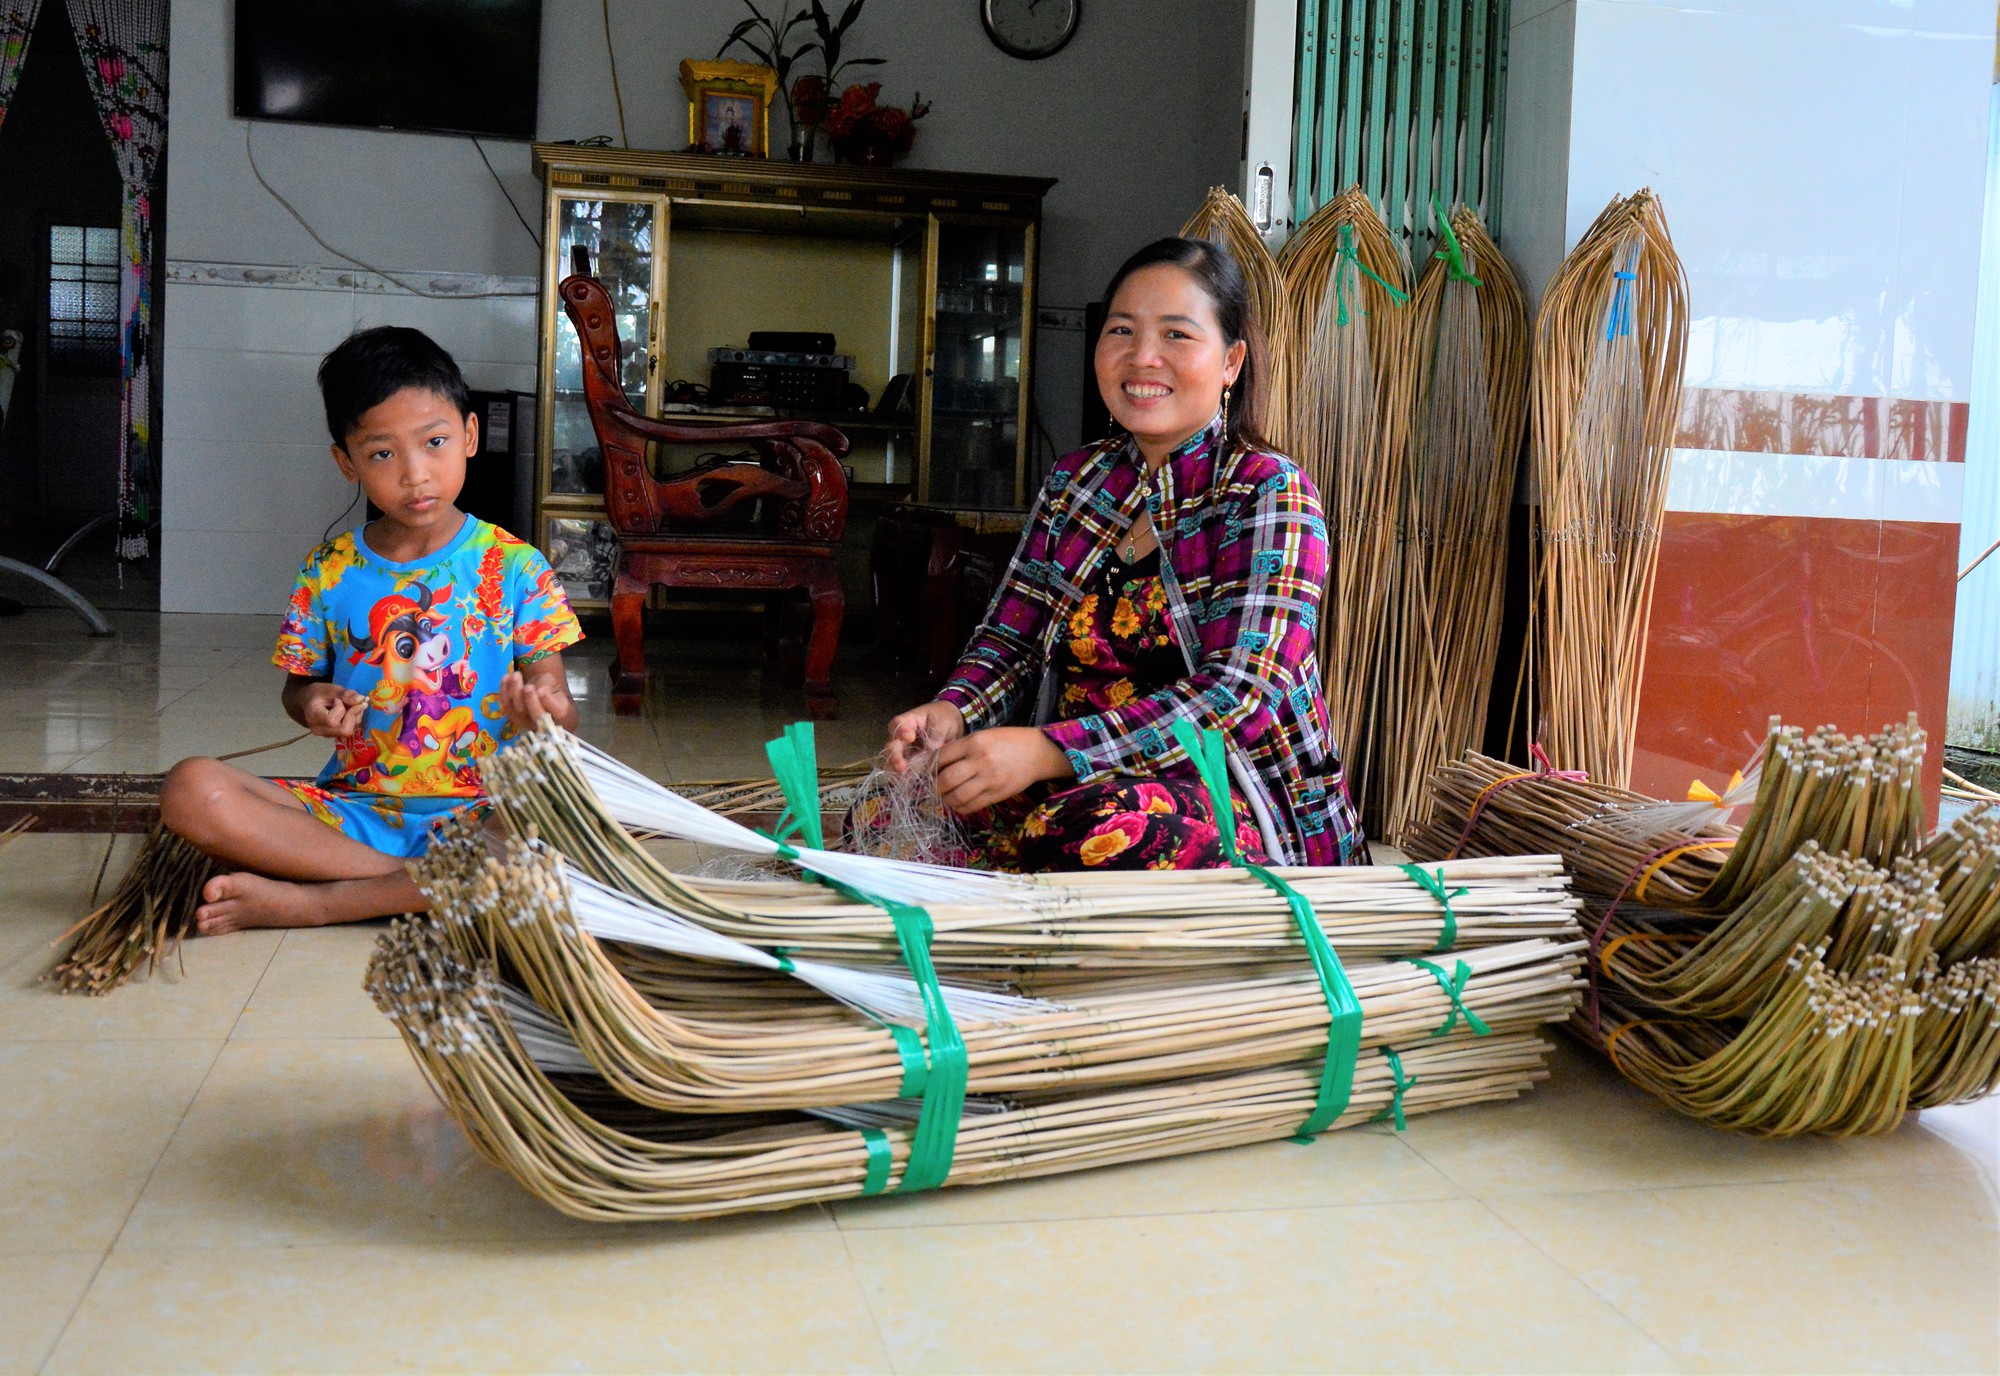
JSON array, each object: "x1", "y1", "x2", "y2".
[
  {"x1": 360, "y1": 720, "x2": 1587, "y2": 1220},
  {"x1": 1375, "y1": 205, "x2": 1532, "y2": 845},
  {"x1": 1180, "y1": 187, "x2": 1293, "y2": 452},
  {"x1": 1529, "y1": 190, "x2": 1689, "y2": 789},
  {"x1": 1277, "y1": 187, "x2": 1416, "y2": 828},
  {"x1": 1407, "y1": 717, "x2": 2000, "y2": 1134}
]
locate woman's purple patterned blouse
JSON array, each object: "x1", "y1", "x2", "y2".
[{"x1": 936, "y1": 414, "x2": 1366, "y2": 866}]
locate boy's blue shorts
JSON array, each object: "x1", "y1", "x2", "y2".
[{"x1": 275, "y1": 782, "x2": 486, "y2": 859}]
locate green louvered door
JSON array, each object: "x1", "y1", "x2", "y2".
[{"x1": 1292, "y1": 0, "x2": 1510, "y2": 241}]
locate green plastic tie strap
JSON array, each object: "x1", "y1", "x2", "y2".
[
  {"x1": 882, "y1": 898, "x2": 967, "y2": 1192},
  {"x1": 888, "y1": 1024, "x2": 930, "y2": 1098},
  {"x1": 1367, "y1": 1047, "x2": 1416, "y2": 1131},
  {"x1": 761, "y1": 724, "x2": 966, "y2": 1193},
  {"x1": 761, "y1": 722, "x2": 826, "y2": 851},
  {"x1": 1431, "y1": 194, "x2": 1483, "y2": 286},
  {"x1": 1332, "y1": 223, "x2": 1412, "y2": 327},
  {"x1": 860, "y1": 1127, "x2": 893, "y2": 1196},
  {"x1": 1399, "y1": 863, "x2": 1469, "y2": 954},
  {"x1": 1169, "y1": 719, "x2": 1362, "y2": 1143},
  {"x1": 1405, "y1": 957, "x2": 1492, "y2": 1038}
]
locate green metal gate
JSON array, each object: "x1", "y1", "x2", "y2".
[{"x1": 1292, "y1": 0, "x2": 1512, "y2": 241}]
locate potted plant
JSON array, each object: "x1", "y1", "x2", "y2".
[{"x1": 716, "y1": 1, "x2": 822, "y2": 160}]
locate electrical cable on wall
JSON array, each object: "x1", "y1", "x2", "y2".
[
  {"x1": 601, "y1": 0, "x2": 630, "y2": 147},
  {"x1": 243, "y1": 125, "x2": 532, "y2": 301},
  {"x1": 320, "y1": 485, "x2": 363, "y2": 545},
  {"x1": 473, "y1": 135, "x2": 543, "y2": 249}
]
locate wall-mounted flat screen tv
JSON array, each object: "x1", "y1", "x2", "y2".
[{"x1": 234, "y1": 0, "x2": 542, "y2": 141}]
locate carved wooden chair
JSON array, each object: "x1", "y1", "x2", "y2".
[{"x1": 560, "y1": 255, "x2": 851, "y2": 718}]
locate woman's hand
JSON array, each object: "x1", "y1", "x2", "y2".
[
  {"x1": 883, "y1": 701, "x2": 965, "y2": 773},
  {"x1": 934, "y1": 727, "x2": 1075, "y2": 815}
]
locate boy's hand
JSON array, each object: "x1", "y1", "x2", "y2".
[
  {"x1": 300, "y1": 683, "x2": 366, "y2": 740},
  {"x1": 499, "y1": 669, "x2": 569, "y2": 733}
]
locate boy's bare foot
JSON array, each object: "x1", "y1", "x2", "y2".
[{"x1": 195, "y1": 872, "x2": 325, "y2": 935}]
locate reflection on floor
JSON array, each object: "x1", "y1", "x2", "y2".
[{"x1": 1, "y1": 606, "x2": 1996, "y2": 1375}]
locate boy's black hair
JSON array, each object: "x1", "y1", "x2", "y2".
[{"x1": 316, "y1": 326, "x2": 473, "y2": 447}]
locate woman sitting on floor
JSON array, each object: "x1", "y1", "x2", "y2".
[{"x1": 877, "y1": 236, "x2": 1365, "y2": 872}]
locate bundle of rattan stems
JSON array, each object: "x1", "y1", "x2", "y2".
[
  {"x1": 1407, "y1": 716, "x2": 2000, "y2": 1134},
  {"x1": 1528, "y1": 190, "x2": 1689, "y2": 790},
  {"x1": 1183, "y1": 187, "x2": 1529, "y2": 845},
  {"x1": 354, "y1": 718, "x2": 1587, "y2": 1220}
]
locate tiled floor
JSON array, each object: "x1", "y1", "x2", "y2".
[{"x1": 1, "y1": 605, "x2": 1997, "y2": 1374}]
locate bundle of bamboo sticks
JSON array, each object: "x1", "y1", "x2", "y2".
[
  {"x1": 412, "y1": 826, "x2": 1581, "y2": 1113},
  {"x1": 45, "y1": 827, "x2": 218, "y2": 995},
  {"x1": 1376, "y1": 205, "x2": 1531, "y2": 843},
  {"x1": 40, "y1": 760, "x2": 866, "y2": 996},
  {"x1": 1404, "y1": 716, "x2": 1929, "y2": 914},
  {"x1": 1181, "y1": 187, "x2": 1292, "y2": 453},
  {"x1": 1529, "y1": 190, "x2": 1688, "y2": 788},
  {"x1": 355, "y1": 720, "x2": 1586, "y2": 1220},
  {"x1": 1573, "y1": 953, "x2": 1920, "y2": 1137},
  {"x1": 482, "y1": 723, "x2": 1582, "y2": 970},
  {"x1": 1278, "y1": 188, "x2": 1416, "y2": 827},
  {"x1": 368, "y1": 911, "x2": 1561, "y2": 1221},
  {"x1": 1411, "y1": 716, "x2": 2000, "y2": 1132}
]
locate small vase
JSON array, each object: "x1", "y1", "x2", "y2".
[
  {"x1": 832, "y1": 130, "x2": 896, "y2": 167},
  {"x1": 788, "y1": 124, "x2": 818, "y2": 163}
]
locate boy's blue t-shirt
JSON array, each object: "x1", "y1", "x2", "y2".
[{"x1": 273, "y1": 516, "x2": 582, "y2": 801}]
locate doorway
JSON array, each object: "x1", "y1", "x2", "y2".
[{"x1": 0, "y1": 0, "x2": 145, "y2": 608}]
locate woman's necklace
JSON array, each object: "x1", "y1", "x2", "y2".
[{"x1": 1120, "y1": 511, "x2": 1153, "y2": 562}]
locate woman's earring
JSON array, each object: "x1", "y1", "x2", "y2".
[{"x1": 1220, "y1": 385, "x2": 1232, "y2": 436}]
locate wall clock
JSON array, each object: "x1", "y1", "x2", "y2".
[{"x1": 981, "y1": 0, "x2": 1081, "y2": 60}]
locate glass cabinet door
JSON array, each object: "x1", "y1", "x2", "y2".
[
  {"x1": 550, "y1": 196, "x2": 659, "y2": 497},
  {"x1": 927, "y1": 222, "x2": 1027, "y2": 508}
]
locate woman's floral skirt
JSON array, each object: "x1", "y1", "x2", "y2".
[{"x1": 971, "y1": 774, "x2": 1268, "y2": 873}]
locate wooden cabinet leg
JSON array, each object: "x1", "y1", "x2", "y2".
[
  {"x1": 803, "y1": 562, "x2": 843, "y2": 720},
  {"x1": 609, "y1": 574, "x2": 649, "y2": 716}
]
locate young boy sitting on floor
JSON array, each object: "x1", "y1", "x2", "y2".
[{"x1": 159, "y1": 326, "x2": 582, "y2": 934}]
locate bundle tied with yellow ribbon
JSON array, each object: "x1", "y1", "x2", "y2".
[
  {"x1": 363, "y1": 719, "x2": 1587, "y2": 1220},
  {"x1": 1407, "y1": 715, "x2": 2000, "y2": 1134}
]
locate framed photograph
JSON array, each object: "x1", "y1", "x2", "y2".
[{"x1": 678, "y1": 60, "x2": 776, "y2": 157}]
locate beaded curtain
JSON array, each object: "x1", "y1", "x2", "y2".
[
  {"x1": 67, "y1": 0, "x2": 165, "y2": 560},
  {"x1": 0, "y1": 3, "x2": 47, "y2": 137}
]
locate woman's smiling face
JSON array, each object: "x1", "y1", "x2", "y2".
[{"x1": 1094, "y1": 263, "x2": 1245, "y2": 461}]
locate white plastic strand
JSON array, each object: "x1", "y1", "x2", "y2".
[{"x1": 548, "y1": 729, "x2": 1043, "y2": 908}]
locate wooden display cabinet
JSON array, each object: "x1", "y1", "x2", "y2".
[{"x1": 530, "y1": 143, "x2": 1054, "y2": 609}]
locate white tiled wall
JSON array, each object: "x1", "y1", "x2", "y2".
[
  {"x1": 159, "y1": 277, "x2": 536, "y2": 614},
  {"x1": 1563, "y1": 0, "x2": 1993, "y2": 401}
]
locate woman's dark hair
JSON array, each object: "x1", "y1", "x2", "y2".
[
  {"x1": 317, "y1": 326, "x2": 473, "y2": 447},
  {"x1": 1097, "y1": 236, "x2": 1271, "y2": 454}
]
